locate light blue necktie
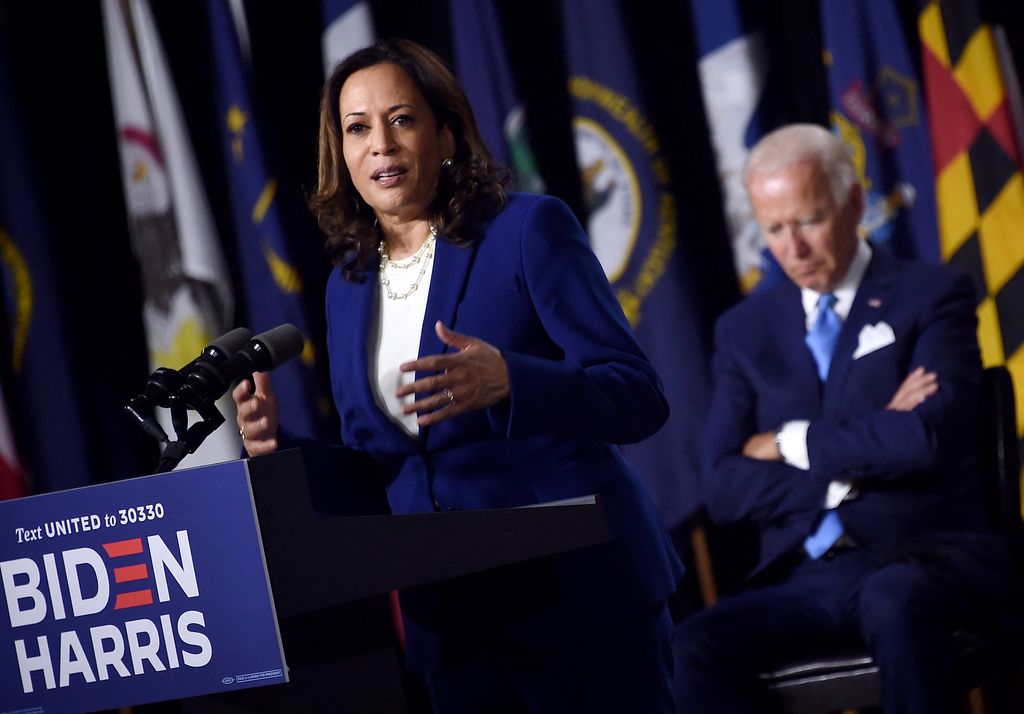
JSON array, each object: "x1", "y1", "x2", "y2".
[
  {"x1": 803, "y1": 293, "x2": 844, "y2": 558},
  {"x1": 804, "y1": 510, "x2": 844, "y2": 559},
  {"x1": 805, "y1": 293, "x2": 841, "y2": 381}
]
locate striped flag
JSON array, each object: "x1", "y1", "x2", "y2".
[
  {"x1": 821, "y1": 0, "x2": 939, "y2": 262},
  {"x1": 919, "y1": 0, "x2": 1024, "y2": 441},
  {"x1": 321, "y1": 0, "x2": 374, "y2": 77},
  {"x1": 562, "y1": 0, "x2": 714, "y2": 526},
  {"x1": 450, "y1": 0, "x2": 543, "y2": 192},
  {"x1": 207, "y1": 0, "x2": 331, "y2": 439},
  {"x1": 0, "y1": 25, "x2": 90, "y2": 494},
  {"x1": 102, "y1": 0, "x2": 240, "y2": 467},
  {"x1": 0, "y1": 381, "x2": 26, "y2": 500}
]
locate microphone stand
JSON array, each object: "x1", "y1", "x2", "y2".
[
  {"x1": 124, "y1": 371, "x2": 227, "y2": 474},
  {"x1": 153, "y1": 395, "x2": 225, "y2": 473},
  {"x1": 124, "y1": 324, "x2": 300, "y2": 473}
]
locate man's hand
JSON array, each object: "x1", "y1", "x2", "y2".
[
  {"x1": 886, "y1": 366, "x2": 938, "y2": 411},
  {"x1": 743, "y1": 431, "x2": 781, "y2": 461},
  {"x1": 740, "y1": 367, "x2": 937, "y2": 464}
]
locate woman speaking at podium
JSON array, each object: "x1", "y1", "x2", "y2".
[{"x1": 232, "y1": 39, "x2": 681, "y2": 713}]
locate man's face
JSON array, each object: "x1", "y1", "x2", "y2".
[{"x1": 748, "y1": 159, "x2": 863, "y2": 293}]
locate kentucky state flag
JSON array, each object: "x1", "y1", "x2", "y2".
[
  {"x1": 0, "y1": 26, "x2": 90, "y2": 494},
  {"x1": 450, "y1": 0, "x2": 543, "y2": 193},
  {"x1": 821, "y1": 0, "x2": 939, "y2": 262},
  {"x1": 207, "y1": 0, "x2": 331, "y2": 440},
  {"x1": 562, "y1": 0, "x2": 713, "y2": 526}
]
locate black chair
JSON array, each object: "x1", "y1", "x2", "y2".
[{"x1": 690, "y1": 366, "x2": 1024, "y2": 714}]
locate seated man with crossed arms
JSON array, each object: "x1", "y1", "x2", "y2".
[{"x1": 674, "y1": 123, "x2": 1017, "y2": 714}]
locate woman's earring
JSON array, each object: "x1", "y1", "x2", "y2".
[{"x1": 442, "y1": 157, "x2": 453, "y2": 168}]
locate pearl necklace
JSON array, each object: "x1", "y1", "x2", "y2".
[{"x1": 378, "y1": 226, "x2": 437, "y2": 300}]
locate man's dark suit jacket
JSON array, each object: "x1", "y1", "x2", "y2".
[{"x1": 703, "y1": 247, "x2": 992, "y2": 579}]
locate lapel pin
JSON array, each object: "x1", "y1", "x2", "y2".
[{"x1": 867, "y1": 298, "x2": 882, "y2": 308}]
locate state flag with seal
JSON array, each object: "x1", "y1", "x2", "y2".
[{"x1": 561, "y1": 0, "x2": 715, "y2": 526}]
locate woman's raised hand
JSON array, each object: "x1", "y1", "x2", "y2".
[{"x1": 396, "y1": 321, "x2": 510, "y2": 427}]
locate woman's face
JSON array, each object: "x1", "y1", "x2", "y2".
[{"x1": 338, "y1": 63, "x2": 454, "y2": 224}]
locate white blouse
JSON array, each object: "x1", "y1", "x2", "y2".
[{"x1": 368, "y1": 237, "x2": 436, "y2": 437}]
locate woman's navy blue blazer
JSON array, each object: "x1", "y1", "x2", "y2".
[{"x1": 322, "y1": 193, "x2": 683, "y2": 670}]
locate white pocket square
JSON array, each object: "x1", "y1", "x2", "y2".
[{"x1": 853, "y1": 321, "x2": 896, "y2": 359}]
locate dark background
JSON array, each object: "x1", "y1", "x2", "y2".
[{"x1": 0, "y1": 0, "x2": 1021, "y2": 491}]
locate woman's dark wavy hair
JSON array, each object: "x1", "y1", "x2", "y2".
[{"x1": 311, "y1": 39, "x2": 508, "y2": 281}]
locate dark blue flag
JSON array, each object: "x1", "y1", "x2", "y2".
[
  {"x1": 562, "y1": 0, "x2": 712, "y2": 527},
  {"x1": 449, "y1": 0, "x2": 543, "y2": 193},
  {"x1": 821, "y1": 0, "x2": 939, "y2": 261},
  {"x1": 207, "y1": 0, "x2": 330, "y2": 439},
  {"x1": 0, "y1": 30, "x2": 91, "y2": 493}
]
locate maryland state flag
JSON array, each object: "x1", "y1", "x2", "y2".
[
  {"x1": 562, "y1": 0, "x2": 714, "y2": 526},
  {"x1": 208, "y1": 0, "x2": 330, "y2": 439},
  {"x1": 919, "y1": 1, "x2": 1024, "y2": 439},
  {"x1": 822, "y1": 0, "x2": 939, "y2": 262}
]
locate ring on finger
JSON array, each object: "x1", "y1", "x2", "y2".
[
  {"x1": 442, "y1": 387, "x2": 455, "y2": 404},
  {"x1": 239, "y1": 426, "x2": 247, "y2": 440}
]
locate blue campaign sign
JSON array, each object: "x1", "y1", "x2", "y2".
[{"x1": 0, "y1": 460, "x2": 287, "y2": 713}]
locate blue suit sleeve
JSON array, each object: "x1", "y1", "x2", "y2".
[
  {"x1": 806, "y1": 271, "x2": 982, "y2": 481},
  {"x1": 499, "y1": 196, "x2": 669, "y2": 444},
  {"x1": 702, "y1": 317, "x2": 827, "y2": 524}
]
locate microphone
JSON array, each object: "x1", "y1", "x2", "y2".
[
  {"x1": 194, "y1": 326, "x2": 255, "y2": 366},
  {"x1": 125, "y1": 325, "x2": 302, "y2": 473},
  {"x1": 139, "y1": 326, "x2": 253, "y2": 408},
  {"x1": 125, "y1": 326, "x2": 254, "y2": 443},
  {"x1": 180, "y1": 323, "x2": 305, "y2": 405}
]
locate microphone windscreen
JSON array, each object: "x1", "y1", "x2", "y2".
[
  {"x1": 253, "y1": 324, "x2": 305, "y2": 368},
  {"x1": 209, "y1": 327, "x2": 252, "y2": 356}
]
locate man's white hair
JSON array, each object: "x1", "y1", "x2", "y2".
[{"x1": 744, "y1": 123, "x2": 858, "y2": 204}]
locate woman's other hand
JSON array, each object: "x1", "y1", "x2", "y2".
[
  {"x1": 397, "y1": 321, "x2": 510, "y2": 427},
  {"x1": 233, "y1": 371, "x2": 280, "y2": 455}
]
